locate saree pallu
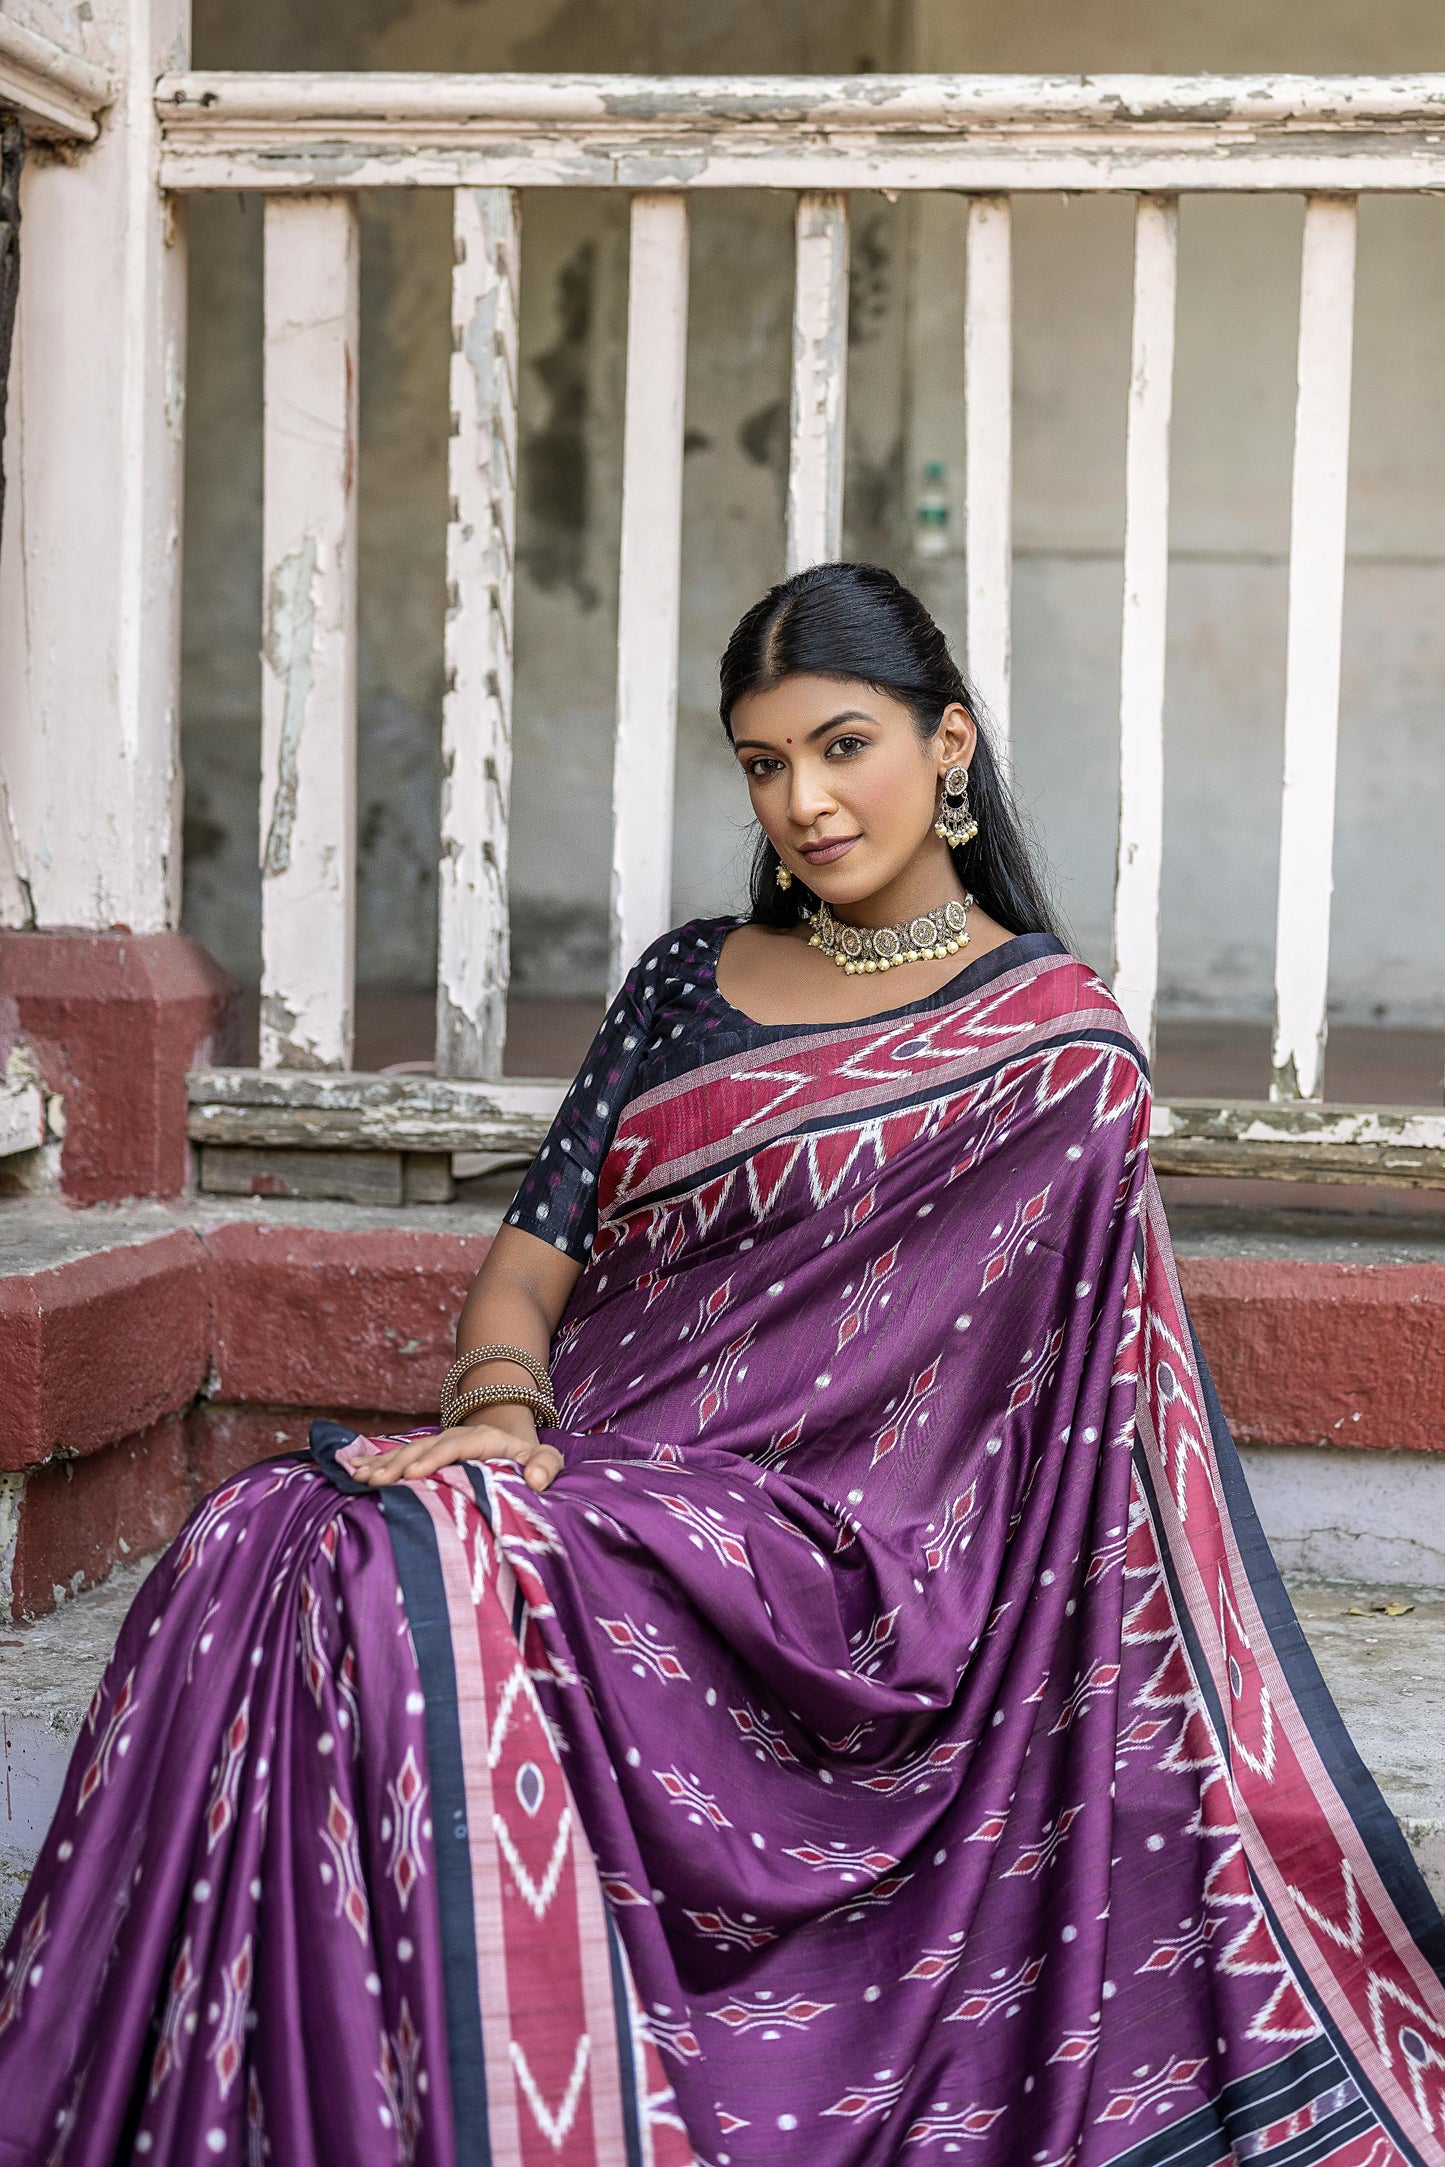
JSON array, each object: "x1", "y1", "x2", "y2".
[{"x1": 3, "y1": 943, "x2": 1443, "y2": 2166}]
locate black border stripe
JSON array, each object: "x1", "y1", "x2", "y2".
[
  {"x1": 1102, "y1": 2035, "x2": 1358, "y2": 2167},
  {"x1": 311, "y1": 1421, "x2": 492, "y2": 2165},
  {"x1": 605, "y1": 1911, "x2": 646, "y2": 2167},
  {"x1": 1130, "y1": 1435, "x2": 1434, "y2": 2164}
]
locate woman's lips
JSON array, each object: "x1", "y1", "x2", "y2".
[{"x1": 797, "y1": 835, "x2": 861, "y2": 866}]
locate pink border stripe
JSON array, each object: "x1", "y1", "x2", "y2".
[
  {"x1": 569, "y1": 1813, "x2": 631, "y2": 2167},
  {"x1": 609, "y1": 1006, "x2": 1135, "y2": 1214},
  {"x1": 415, "y1": 1476, "x2": 525, "y2": 2162}
]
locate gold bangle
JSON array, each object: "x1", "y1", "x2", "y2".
[
  {"x1": 441, "y1": 1343, "x2": 552, "y2": 1414},
  {"x1": 441, "y1": 1383, "x2": 559, "y2": 1432}
]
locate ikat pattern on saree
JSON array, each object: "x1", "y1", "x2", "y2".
[
  {"x1": 0, "y1": 1451, "x2": 692, "y2": 2166},
  {"x1": 4, "y1": 939, "x2": 1442, "y2": 2167},
  {"x1": 478, "y1": 947, "x2": 1445, "y2": 2166}
]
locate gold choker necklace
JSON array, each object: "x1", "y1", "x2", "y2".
[{"x1": 806, "y1": 893, "x2": 974, "y2": 974}]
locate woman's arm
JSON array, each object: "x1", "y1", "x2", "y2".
[{"x1": 351, "y1": 1224, "x2": 582, "y2": 1492}]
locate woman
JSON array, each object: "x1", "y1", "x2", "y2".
[{"x1": 3, "y1": 564, "x2": 1442, "y2": 2167}]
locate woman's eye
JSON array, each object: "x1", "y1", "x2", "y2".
[
  {"x1": 745, "y1": 757, "x2": 783, "y2": 780},
  {"x1": 826, "y1": 734, "x2": 868, "y2": 759}
]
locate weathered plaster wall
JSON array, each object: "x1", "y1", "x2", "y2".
[{"x1": 179, "y1": 0, "x2": 1445, "y2": 1034}]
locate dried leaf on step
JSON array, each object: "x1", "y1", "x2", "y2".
[{"x1": 1382, "y1": 1600, "x2": 1415, "y2": 1617}]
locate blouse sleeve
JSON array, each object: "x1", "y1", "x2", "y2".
[{"x1": 504, "y1": 941, "x2": 668, "y2": 1261}]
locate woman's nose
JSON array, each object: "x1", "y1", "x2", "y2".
[{"x1": 787, "y1": 761, "x2": 837, "y2": 829}]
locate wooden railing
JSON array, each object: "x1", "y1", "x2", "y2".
[{"x1": 157, "y1": 75, "x2": 1445, "y2": 1192}]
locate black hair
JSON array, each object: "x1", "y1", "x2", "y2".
[{"x1": 719, "y1": 560, "x2": 1062, "y2": 939}]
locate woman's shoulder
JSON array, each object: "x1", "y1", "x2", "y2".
[{"x1": 625, "y1": 914, "x2": 743, "y2": 989}]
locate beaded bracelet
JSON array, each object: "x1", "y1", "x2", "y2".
[
  {"x1": 441, "y1": 1383, "x2": 559, "y2": 1433},
  {"x1": 440, "y1": 1343, "x2": 552, "y2": 1424}
]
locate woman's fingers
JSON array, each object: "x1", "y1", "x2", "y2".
[
  {"x1": 350, "y1": 1436, "x2": 441, "y2": 1486},
  {"x1": 349, "y1": 1426, "x2": 563, "y2": 1491},
  {"x1": 352, "y1": 1433, "x2": 511, "y2": 1486}
]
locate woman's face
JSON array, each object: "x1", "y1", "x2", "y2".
[{"x1": 729, "y1": 674, "x2": 975, "y2": 912}]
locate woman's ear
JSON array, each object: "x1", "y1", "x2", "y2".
[{"x1": 936, "y1": 702, "x2": 977, "y2": 771}]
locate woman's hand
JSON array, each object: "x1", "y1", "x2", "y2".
[{"x1": 350, "y1": 1417, "x2": 564, "y2": 1493}]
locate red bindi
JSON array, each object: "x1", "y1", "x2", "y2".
[{"x1": 785, "y1": 736, "x2": 792, "y2": 744}]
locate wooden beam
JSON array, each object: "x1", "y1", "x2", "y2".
[
  {"x1": 1151, "y1": 1097, "x2": 1445, "y2": 1187},
  {"x1": 1111, "y1": 195, "x2": 1178, "y2": 1063},
  {"x1": 786, "y1": 192, "x2": 849, "y2": 573},
  {"x1": 436, "y1": 186, "x2": 520, "y2": 1081},
  {"x1": 186, "y1": 1067, "x2": 1445, "y2": 1188},
  {"x1": 609, "y1": 192, "x2": 690, "y2": 988},
  {"x1": 188, "y1": 1067, "x2": 565, "y2": 1155},
  {"x1": 155, "y1": 73, "x2": 1445, "y2": 193},
  {"x1": 963, "y1": 195, "x2": 1012, "y2": 756},
  {"x1": 200, "y1": 1144, "x2": 410, "y2": 1206},
  {"x1": 1271, "y1": 196, "x2": 1357, "y2": 1103},
  {"x1": 260, "y1": 195, "x2": 360, "y2": 1071},
  {"x1": 0, "y1": 16, "x2": 111, "y2": 142}
]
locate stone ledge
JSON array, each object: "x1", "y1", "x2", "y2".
[
  {"x1": 207, "y1": 1220, "x2": 491, "y2": 1410},
  {"x1": 0, "y1": 1187, "x2": 517, "y2": 1470},
  {"x1": 1181, "y1": 1258, "x2": 1445, "y2": 1452},
  {"x1": 3, "y1": 1189, "x2": 1445, "y2": 1616},
  {"x1": 0, "y1": 1229, "x2": 210, "y2": 1469}
]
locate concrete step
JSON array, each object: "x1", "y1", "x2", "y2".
[
  {"x1": 2, "y1": 1564, "x2": 1441, "y2": 1943},
  {"x1": 1, "y1": 1558, "x2": 154, "y2": 1934}
]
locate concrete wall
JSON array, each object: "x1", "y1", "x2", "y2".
[{"x1": 179, "y1": 0, "x2": 1445, "y2": 1029}]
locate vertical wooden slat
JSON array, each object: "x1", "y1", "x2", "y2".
[
  {"x1": 608, "y1": 193, "x2": 690, "y2": 988},
  {"x1": 785, "y1": 191, "x2": 849, "y2": 574},
  {"x1": 1271, "y1": 195, "x2": 1358, "y2": 1102},
  {"x1": 436, "y1": 186, "x2": 520, "y2": 1081},
  {"x1": 964, "y1": 195, "x2": 1013, "y2": 757},
  {"x1": 1111, "y1": 196, "x2": 1179, "y2": 1061},
  {"x1": 260, "y1": 194, "x2": 359, "y2": 1072}
]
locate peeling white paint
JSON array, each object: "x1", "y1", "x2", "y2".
[
  {"x1": 1110, "y1": 195, "x2": 1178, "y2": 1063},
  {"x1": 0, "y1": 13, "x2": 110, "y2": 141},
  {"x1": 1270, "y1": 197, "x2": 1358, "y2": 1105},
  {"x1": 0, "y1": 1474, "x2": 25, "y2": 1627},
  {"x1": 963, "y1": 195, "x2": 1012, "y2": 755},
  {"x1": 259, "y1": 194, "x2": 358, "y2": 1073},
  {"x1": 0, "y1": 0, "x2": 188, "y2": 938},
  {"x1": 437, "y1": 186, "x2": 519, "y2": 1081},
  {"x1": 609, "y1": 193, "x2": 690, "y2": 989},
  {"x1": 154, "y1": 73, "x2": 1445, "y2": 195},
  {"x1": 785, "y1": 192, "x2": 848, "y2": 576},
  {"x1": 260, "y1": 536, "x2": 319, "y2": 879},
  {"x1": 0, "y1": 1078, "x2": 46, "y2": 1159}
]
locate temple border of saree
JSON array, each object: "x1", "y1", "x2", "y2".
[{"x1": 142, "y1": 71, "x2": 1445, "y2": 1191}]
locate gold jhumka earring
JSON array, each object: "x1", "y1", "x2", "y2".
[
  {"x1": 934, "y1": 764, "x2": 979, "y2": 849},
  {"x1": 775, "y1": 861, "x2": 793, "y2": 891}
]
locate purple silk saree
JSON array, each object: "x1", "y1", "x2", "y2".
[{"x1": 3, "y1": 939, "x2": 1444, "y2": 2166}]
